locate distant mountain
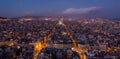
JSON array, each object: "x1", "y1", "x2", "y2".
[
  {"x1": 17, "y1": 15, "x2": 63, "y2": 19},
  {"x1": 0, "y1": 17, "x2": 7, "y2": 19}
]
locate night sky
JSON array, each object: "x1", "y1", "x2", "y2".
[{"x1": 0, "y1": 0, "x2": 120, "y2": 18}]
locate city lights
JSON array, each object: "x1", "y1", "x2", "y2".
[{"x1": 0, "y1": 0, "x2": 120, "y2": 59}]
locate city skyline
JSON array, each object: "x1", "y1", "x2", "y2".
[{"x1": 0, "y1": 0, "x2": 120, "y2": 18}]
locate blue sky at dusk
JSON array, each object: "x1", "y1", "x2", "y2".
[{"x1": 0, "y1": 0, "x2": 120, "y2": 18}]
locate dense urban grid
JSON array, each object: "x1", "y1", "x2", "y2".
[{"x1": 0, "y1": 17, "x2": 120, "y2": 59}]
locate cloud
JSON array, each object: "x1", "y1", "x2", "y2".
[{"x1": 63, "y1": 7, "x2": 102, "y2": 14}]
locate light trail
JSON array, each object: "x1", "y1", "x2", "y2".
[
  {"x1": 33, "y1": 25, "x2": 56, "y2": 59},
  {"x1": 0, "y1": 24, "x2": 56, "y2": 59},
  {"x1": 33, "y1": 41, "x2": 43, "y2": 59},
  {"x1": 64, "y1": 23, "x2": 87, "y2": 59}
]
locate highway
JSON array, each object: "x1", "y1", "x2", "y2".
[{"x1": 63, "y1": 21, "x2": 87, "y2": 59}]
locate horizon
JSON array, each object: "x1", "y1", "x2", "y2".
[{"x1": 0, "y1": 0, "x2": 120, "y2": 18}]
